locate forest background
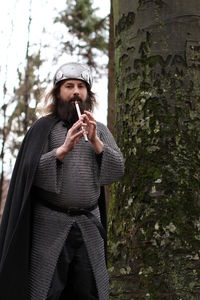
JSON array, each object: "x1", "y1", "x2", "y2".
[
  {"x1": 0, "y1": 0, "x2": 109, "y2": 206},
  {"x1": 1, "y1": 0, "x2": 200, "y2": 299}
]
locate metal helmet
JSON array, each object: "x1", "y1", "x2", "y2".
[{"x1": 53, "y1": 62, "x2": 93, "y2": 88}]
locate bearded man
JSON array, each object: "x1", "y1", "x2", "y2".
[{"x1": 0, "y1": 62, "x2": 124, "y2": 300}]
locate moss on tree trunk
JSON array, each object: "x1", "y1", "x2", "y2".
[{"x1": 109, "y1": 1, "x2": 200, "y2": 299}]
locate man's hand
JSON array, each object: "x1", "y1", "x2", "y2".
[
  {"x1": 83, "y1": 111, "x2": 104, "y2": 154},
  {"x1": 56, "y1": 112, "x2": 104, "y2": 160},
  {"x1": 56, "y1": 119, "x2": 84, "y2": 160}
]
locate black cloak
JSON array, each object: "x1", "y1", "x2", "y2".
[{"x1": 0, "y1": 116, "x2": 107, "y2": 300}]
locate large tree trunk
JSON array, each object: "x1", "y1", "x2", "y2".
[
  {"x1": 106, "y1": 0, "x2": 115, "y2": 206},
  {"x1": 107, "y1": 0, "x2": 115, "y2": 134},
  {"x1": 109, "y1": 1, "x2": 200, "y2": 299}
]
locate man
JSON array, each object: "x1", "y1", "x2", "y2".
[{"x1": 0, "y1": 62, "x2": 124, "y2": 300}]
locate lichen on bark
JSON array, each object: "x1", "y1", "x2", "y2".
[{"x1": 109, "y1": 0, "x2": 200, "y2": 299}]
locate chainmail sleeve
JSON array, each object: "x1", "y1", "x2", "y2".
[
  {"x1": 33, "y1": 144, "x2": 63, "y2": 194},
  {"x1": 97, "y1": 122, "x2": 124, "y2": 185}
]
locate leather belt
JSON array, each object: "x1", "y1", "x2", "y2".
[{"x1": 38, "y1": 200, "x2": 106, "y2": 242}]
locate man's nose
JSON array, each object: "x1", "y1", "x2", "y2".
[{"x1": 73, "y1": 86, "x2": 80, "y2": 95}]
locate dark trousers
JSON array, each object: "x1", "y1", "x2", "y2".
[{"x1": 47, "y1": 223, "x2": 98, "y2": 300}]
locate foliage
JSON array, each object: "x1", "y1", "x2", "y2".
[
  {"x1": 55, "y1": 0, "x2": 109, "y2": 69},
  {"x1": 7, "y1": 51, "x2": 45, "y2": 155}
]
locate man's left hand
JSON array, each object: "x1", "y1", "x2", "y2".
[{"x1": 83, "y1": 111, "x2": 104, "y2": 154}]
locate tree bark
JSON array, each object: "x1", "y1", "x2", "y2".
[
  {"x1": 109, "y1": 1, "x2": 200, "y2": 299},
  {"x1": 23, "y1": 0, "x2": 32, "y2": 132},
  {"x1": 105, "y1": 0, "x2": 115, "y2": 207},
  {"x1": 0, "y1": 104, "x2": 7, "y2": 206},
  {"x1": 0, "y1": 4, "x2": 15, "y2": 206},
  {"x1": 107, "y1": 0, "x2": 115, "y2": 134}
]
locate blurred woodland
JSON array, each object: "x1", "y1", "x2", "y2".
[
  {"x1": 0, "y1": 0, "x2": 109, "y2": 212},
  {"x1": 1, "y1": 0, "x2": 200, "y2": 299}
]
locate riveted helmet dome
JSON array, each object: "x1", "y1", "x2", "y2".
[{"x1": 53, "y1": 62, "x2": 93, "y2": 88}]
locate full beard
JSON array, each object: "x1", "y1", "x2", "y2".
[{"x1": 56, "y1": 95, "x2": 91, "y2": 125}]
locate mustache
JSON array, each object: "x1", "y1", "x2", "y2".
[{"x1": 69, "y1": 95, "x2": 82, "y2": 103}]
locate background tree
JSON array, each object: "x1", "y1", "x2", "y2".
[
  {"x1": 0, "y1": 1, "x2": 110, "y2": 217},
  {"x1": 0, "y1": 0, "x2": 45, "y2": 212},
  {"x1": 55, "y1": 0, "x2": 108, "y2": 70},
  {"x1": 6, "y1": 0, "x2": 46, "y2": 157},
  {"x1": 0, "y1": 4, "x2": 15, "y2": 206},
  {"x1": 0, "y1": 103, "x2": 9, "y2": 206},
  {"x1": 7, "y1": 50, "x2": 45, "y2": 156},
  {"x1": 109, "y1": 0, "x2": 200, "y2": 299}
]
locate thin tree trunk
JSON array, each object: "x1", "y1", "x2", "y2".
[
  {"x1": 0, "y1": 104, "x2": 7, "y2": 205},
  {"x1": 109, "y1": 1, "x2": 200, "y2": 298},
  {"x1": 23, "y1": 0, "x2": 32, "y2": 131},
  {"x1": 0, "y1": 3, "x2": 16, "y2": 206}
]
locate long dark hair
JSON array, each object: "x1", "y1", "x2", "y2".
[{"x1": 39, "y1": 80, "x2": 97, "y2": 116}]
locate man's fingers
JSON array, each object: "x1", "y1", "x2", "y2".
[
  {"x1": 84, "y1": 111, "x2": 95, "y2": 121},
  {"x1": 70, "y1": 119, "x2": 85, "y2": 133},
  {"x1": 72, "y1": 129, "x2": 84, "y2": 141},
  {"x1": 72, "y1": 119, "x2": 83, "y2": 128},
  {"x1": 79, "y1": 114, "x2": 90, "y2": 127},
  {"x1": 89, "y1": 120, "x2": 96, "y2": 128}
]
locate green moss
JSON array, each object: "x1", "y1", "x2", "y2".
[
  {"x1": 109, "y1": 1, "x2": 200, "y2": 298},
  {"x1": 115, "y1": 12, "x2": 135, "y2": 36}
]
